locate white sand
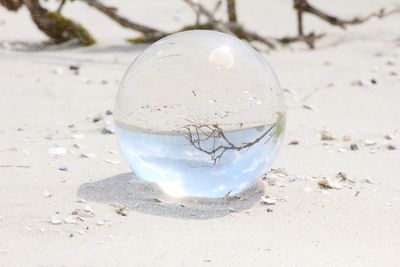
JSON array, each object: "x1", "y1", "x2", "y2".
[{"x1": 1, "y1": 0, "x2": 400, "y2": 266}]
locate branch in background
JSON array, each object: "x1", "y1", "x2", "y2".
[
  {"x1": 127, "y1": 23, "x2": 216, "y2": 44},
  {"x1": 57, "y1": 0, "x2": 67, "y2": 13},
  {"x1": 80, "y1": 0, "x2": 165, "y2": 38},
  {"x1": 229, "y1": 24, "x2": 275, "y2": 49},
  {"x1": 0, "y1": 0, "x2": 23, "y2": 11},
  {"x1": 128, "y1": 0, "x2": 275, "y2": 49},
  {"x1": 294, "y1": 0, "x2": 400, "y2": 29},
  {"x1": 182, "y1": 0, "x2": 217, "y2": 24},
  {"x1": 2, "y1": 0, "x2": 399, "y2": 50},
  {"x1": 226, "y1": 0, "x2": 237, "y2": 23},
  {"x1": 212, "y1": 0, "x2": 222, "y2": 16},
  {"x1": 296, "y1": 8, "x2": 304, "y2": 36},
  {"x1": 24, "y1": 0, "x2": 95, "y2": 46},
  {"x1": 278, "y1": 32, "x2": 325, "y2": 49}
]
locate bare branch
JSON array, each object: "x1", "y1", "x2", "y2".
[
  {"x1": 127, "y1": 23, "x2": 216, "y2": 44},
  {"x1": 182, "y1": 0, "x2": 217, "y2": 24},
  {"x1": 229, "y1": 24, "x2": 276, "y2": 49},
  {"x1": 80, "y1": 0, "x2": 165, "y2": 37},
  {"x1": 227, "y1": 0, "x2": 237, "y2": 23},
  {"x1": 278, "y1": 32, "x2": 325, "y2": 49},
  {"x1": 212, "y1": 0, "x2": 222, "y2": 15},
  {"x1": 297, "y1": 9, "x2": 304, "y2": 36},
  {"x1": 294, "y1": 0, "x2": 400, "y2": 29},
  {"x1": 57, "y1": 0, "x2": 67, "y2": 13},
  {"x1": 0, "y1": 0, "x2": 23, "y2": 11}
]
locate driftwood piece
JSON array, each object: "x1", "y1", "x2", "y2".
[
  {"x1": 0, "y1": 0, "x2": 23, "y2": 11},
  {"x1": 24, "y1": 0, "x2": 95, "y2": 45},
  {"x1": 2, "y1": 0, "x2": 399, "y2": 49}
]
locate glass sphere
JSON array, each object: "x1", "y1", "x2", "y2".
[{"x1": 115, "y1": 30, "x2": 285, "y2": 198}]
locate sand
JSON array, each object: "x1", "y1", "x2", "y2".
[{"x1": 1, "y1": 0, "x2": 400, "y2": 266}]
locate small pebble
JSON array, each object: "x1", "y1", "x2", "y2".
[
  {"x1": 320, "y1": 130, "x2": 335, "y2": 141},
  {"x1": 50, "y1": 216, "x2": 62, "y2": 225},
  {"x1": 116, "y1": 207, "x2": 128, "y2": 216},
  {"x1": 58, "y1": 165, "x2": 68, "y2": 172},
  {"x1": 384, "y1": 134, "x2": 394, "y2": 140},
  {"x1": 102, "y1": 121, "x2": 115, "y2": 134},
  {"x1": 104, "y1": 159, "x2": 119, "y2": 164},
  {"x1": 302, "y1": 104, "x2": 315, "y2": 110},
  {"x1": 363, "y1": 140, "x2": 376, "y2": 146},
  {"x1": 361, "y1": 178, "x2": 373, "y2": 184},
  {"x1": 69, "y1": 65, "x2": 79, "y2": 71},
  {"x1": 80, "y1": 153, "x2": 96, "y2": 159},
  {"x1": 260, "y1": 196, "x2": 277, "y2": 205},
  {"x1": 288, "y1": 140, "x2": 299, "y2": 145},
  {"x1": 92, "y1": 114, "x2": 104, "y2": 123},
  {"x1": 387, "y1": 144, "x2": 397, "y2": 150},
  {"x1": 83, "y1": 205, "x2": 93, "y2": 213},
  {"x1": 350, "y1": 144, "x2": 359, "y2": 151},
  {"x1": 73, "y1": 143, "x2": 83, "y2": 149}
]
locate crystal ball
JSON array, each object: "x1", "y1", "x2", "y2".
[{"x1": 115, "y1": 30, "x2": 285, "y2": 198}]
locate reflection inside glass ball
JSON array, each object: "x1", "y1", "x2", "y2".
[{"x1": 115, "y1": 30, "x2": 285, "y2": 198}]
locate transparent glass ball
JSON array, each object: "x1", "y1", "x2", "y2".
[{"x1": 115, "y1": 30, "x2": 285, "y2": 198}]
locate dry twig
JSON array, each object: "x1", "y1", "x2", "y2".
[
  {"x1": 227, "y1": 0, "x2": 237, "y2": 23},
  {"x1": 80, "y1": 0, "x2": 165, "y2": 38},
  {"x1": 294, "y1": 0, "x2": 400, "y2": 29},
  {"x1": 57, "y1": 0, "x2": 67, "y2": 13}
]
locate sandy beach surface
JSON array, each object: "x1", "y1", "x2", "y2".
[{"x1": 1, "y1": 0, "x2": 400, "y2": 266}]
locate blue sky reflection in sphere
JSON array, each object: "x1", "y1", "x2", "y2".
[{"x1": 114, "y1": 30, "x2": 285, "y2": 198}]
